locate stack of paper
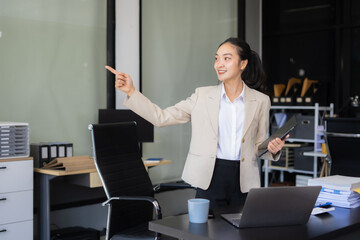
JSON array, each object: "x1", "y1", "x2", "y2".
[{"x1": 308, "y1": 175, "x2": 360, "y2": 208}]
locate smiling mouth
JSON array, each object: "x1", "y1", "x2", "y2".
[{"x1": 218, "y1": 70, "x2": 226, "y2": 75}]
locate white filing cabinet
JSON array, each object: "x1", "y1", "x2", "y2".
[{"x1": 0, "y1": 157, "x2": 33, "y2": 240}]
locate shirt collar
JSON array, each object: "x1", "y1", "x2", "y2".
[{"x1": 221, "y1": 82, "x2": 245, "y2": 103}]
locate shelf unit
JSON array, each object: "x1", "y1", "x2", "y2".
[{"x1": 263, "y1": 103, "x2": 334, "y2": 187}]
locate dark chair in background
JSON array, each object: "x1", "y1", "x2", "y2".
[
  {"x1": 89, "y1": 122, "x2": 182, "y2": 240},
  {"x1": 324, "y1": 118, "x2": 360, "y2": 177}
]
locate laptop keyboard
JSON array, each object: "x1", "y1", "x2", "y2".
[{"x1": 231, "y1": 213, "x2": 242, "y2": 226}]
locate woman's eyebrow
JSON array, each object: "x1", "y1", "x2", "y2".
[{"x1": 215, "y1": 53, "x2": 233, "y2": 56}]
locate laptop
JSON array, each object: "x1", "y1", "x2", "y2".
[
  {"x1": 221, "y1": 186, "x2": 321, "y2": 228},
  {"x1": 258, "y1": 115, "x2": 297, "y2": 158}
]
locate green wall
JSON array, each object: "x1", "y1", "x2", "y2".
[{"x1": 0, "y1": 0, "x2": 107, "y2": 155}]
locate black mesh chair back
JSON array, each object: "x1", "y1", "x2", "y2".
[
  {"x1": 89, "y1": 122, "x2": 155, "y2": 239},
  {"x1": 325, "y1": 118, "x2": 360, "y2": 177}
]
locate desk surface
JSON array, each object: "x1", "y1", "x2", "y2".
[
  {"x1": 34, "y1": 159, "x2": 172, "y2": 176},
  {"x1": 34, "y1": 167, "x2": 97, "y2": 176},
  {"x1": 149, "y1": 206, "x2": 360, "y2": 240}
]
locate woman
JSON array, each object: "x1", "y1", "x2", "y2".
[{"x1": 105, "y1": 37, "x2": 287, "y2": 209}]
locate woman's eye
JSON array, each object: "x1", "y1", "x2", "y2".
[{"x1": 225, "y1": 57, "x2": 230, "y2": 60}]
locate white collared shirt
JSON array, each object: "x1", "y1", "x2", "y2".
[{"x1": 217, "y1": 83, "x2": 245, "y2": 161}]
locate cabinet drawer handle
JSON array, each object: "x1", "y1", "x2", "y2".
[
  {"x1": 0, "y1": 198, "x2": 6, "y2": 201},
  {"x1": 0, "y1": 229, "x2": 6, "y2": 233},
  {"x1": 0, "y1": 166, "x2": 6, "y2": 170}
]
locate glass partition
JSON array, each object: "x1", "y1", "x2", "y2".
[{"x1": 141, "y1": 0, "x2": 238, "y2": 183}]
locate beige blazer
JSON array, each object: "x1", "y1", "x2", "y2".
[{"x1": 124, "y1": 84, "x2": 278, "y2": 192}]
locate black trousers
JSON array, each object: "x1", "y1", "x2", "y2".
[{"x1": 195, "y1": 158, "x2": 247, "y2": 210}]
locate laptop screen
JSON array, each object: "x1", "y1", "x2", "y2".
[{"x1": 221, "y1": 186, "x2": 321, "y2": 228}]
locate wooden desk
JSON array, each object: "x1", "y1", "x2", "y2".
[
  {"x1": 34, "y1": 159, "x2": 172, "y2": 188},
  {"x1": 34, "y1": 167, "x2": 102, "y2": 189},
  {"x1": 34, "y1": 159, "x2": 172, "y2": 175},
  {"x1": 34, "y1": 159, "x2": 171, "y2": 240},
  {"x1": 143, "y1": 159, "x2": 172, "y2": 169},
  {"x1": 149, "y1": 206, "x2": 360, "y2": 240}
]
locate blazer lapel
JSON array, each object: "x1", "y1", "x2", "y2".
[
  {"x1": 206, "y1": 84, "x2": 222, "y2": 136},
  {"x1": 242, "y1": 85, "x2": 258, "y2": 137}
]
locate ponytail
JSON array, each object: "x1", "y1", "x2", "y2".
[
  {"x1": 218, "y1": 38, "x2": 268, "y2": 94},
  {"x1": 242, "y1": 50, "x2": 267, "y2": 93}
]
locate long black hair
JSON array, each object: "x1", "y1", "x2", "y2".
[{"x1": 218, "y1": 37, "x2": 268, "y2": 94}]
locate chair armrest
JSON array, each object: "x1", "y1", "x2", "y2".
[
  {"x1": 102, "y1": 196, "x2": 162, "y2": 220},
  {"x1": 153, "y1": 181, "x2": 194, "y2": 192}
]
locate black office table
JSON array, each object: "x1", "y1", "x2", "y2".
[{"x1": 149, "y1": 206, "x2": 360, "y2": 240}]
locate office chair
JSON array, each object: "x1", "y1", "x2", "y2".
[
  {"x1": 89, "y1": 122, "x2": 185, "y2": 240},
  {"x1": 324, "y1": 118, "x2": 360, "y2": 177}
]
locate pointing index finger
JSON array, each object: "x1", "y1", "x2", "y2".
[{"x1": 105, "y1": 65, "x2": 118, "y2": 75}]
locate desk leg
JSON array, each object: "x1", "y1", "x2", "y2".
[
  {"x1": 264, "y1": 160, "x2": 269, "y2": 187},
  {"x1": 313, "y1": 156, "x2": 318, "y2": 178},
  {"x1": 280, "y1": 171, "x2": 284, "y2": 182},
  {"x1": 38, "y1": 174, "x2": 55, "y2": 240}
]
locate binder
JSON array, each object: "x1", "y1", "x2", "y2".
[
  {"x1": 31, "y1": 142, "x2": 74, "y2": 167},
  {"x1": 48, "y1": 143, "x2": 58, "y2": 160},
  {"x1": 47, "y1": 142, "x2": 73, "y2": 157},
  {"x1": 272, "y1": 84, "x2": 286, "y2": 105},
  {"x1": 31, "y1": 143, "x2": 50, "y2": 168},
  {"x1": 64, "y1": 143, "x2": 73, "y2": 157},
  {"x1": 283, "y1": 77, "x2": 301, "y2": 105},
  {"x1": 57, "y1": 143, "x2": 66, "y2": 158},
  {"x1": 42, "y1": 142, "x2": 73, "y2": 157},
  {"x1": 296, "y1": 78, "x2": 319, "y2": 105}
]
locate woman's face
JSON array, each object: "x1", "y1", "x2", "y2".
[{"x1": 214, "y1": 42, "x2": 247, "y2": 83}]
